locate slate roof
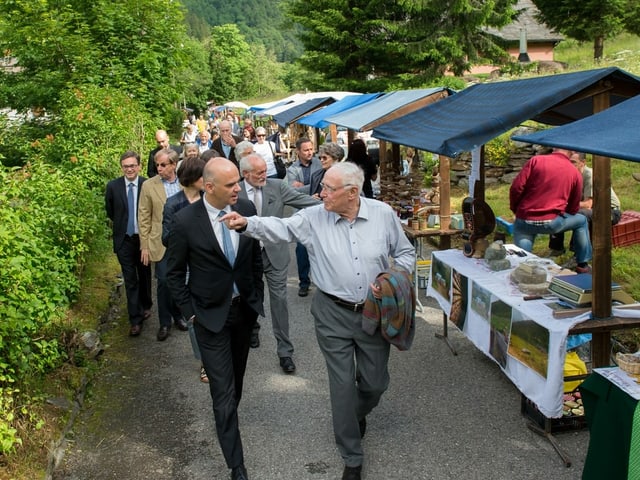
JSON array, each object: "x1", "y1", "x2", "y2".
[{"x1": 485, "y1": 0, "x2": 563, "y2": 43}]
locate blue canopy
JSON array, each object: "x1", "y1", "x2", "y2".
[
  {"x1": 373, "y1": 67, "x2": 640, "y2": 158},
  {"x1": 326, "y1": 87, "x2": 453, "y2": 131},
  {"x1": 511, "y1": 94, "x2": 640, "y2": 163},
  {"x1": 273, "y1": 97, "x2": 334, "y2": 127},
  {"x1": 297, "y1": 93, "x2": 383, "y2": 128}
]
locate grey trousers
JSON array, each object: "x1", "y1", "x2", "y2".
[
  {"x1": 262, "y1": 251, "x2": 294, "y2": 358},
  {"x1": 311, "y1": 291, "x2": 391, "y2": 467}
]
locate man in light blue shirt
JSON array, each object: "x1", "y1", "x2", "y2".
[{"x1": 222, "y1": 161, "x2": 414, "y2": 480}]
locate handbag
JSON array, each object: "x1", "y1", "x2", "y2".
[{"x1": 268, "y1": 140, "x2": 287, "y2": 179}]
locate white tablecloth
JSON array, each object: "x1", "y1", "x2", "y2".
[{"x1": 427, "y1": 247, "x2": 586, "y2": 418}]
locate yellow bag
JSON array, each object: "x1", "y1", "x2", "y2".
[{"x1": 564, "y1": 350, "x2": 588, "y2": 392}]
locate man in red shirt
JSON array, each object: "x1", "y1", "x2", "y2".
[{"x1": 510, "y1": 148, "x2": 592, "y2": 273}]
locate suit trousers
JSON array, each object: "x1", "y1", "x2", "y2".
[
  {"x1": 154, "y1": 256, "x2": 183, "y2": 327},
  {"x1": 262, "y1": 250, "x2": 294, "y2": 358},
  {"x1": 295, "y1": 242, "x2": 311, "y2": 288},
  {"x1": 195, "y1": 300, "x2": 257, "y2": 469},
  {"x1": 116, "y1": 235, "x2": 152, "y2": 326},
  {"x1": 310, "y1": 291, "x2": 390, "y2": 468}
]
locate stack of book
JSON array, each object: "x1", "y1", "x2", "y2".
[{"x1": 548, "y1": 273, "x2": 623, "y2": 307}]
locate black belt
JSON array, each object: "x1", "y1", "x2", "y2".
[
  {"x1": 322, "y1": 291, "x2": 365, "y2": 313},
  {"x1": 125, "y1": 234, "x2": 139, "y2": 239}
]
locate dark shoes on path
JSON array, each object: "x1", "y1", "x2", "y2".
[
  {"x1": 157, "y1": 326, "x2": 170, "y2": 341},
  {"x1": 298, "y1": 285, "x2": 309, "y2": 297},
  {"x1": 342, "y1": 465, "x2": 362, "y2": 480},
  {"x1": 231, "y1": 464, "x2": 249, "y2": 480},
  {"x1": 279, "y1": 356, "x2": 296, "y2": 374},
  {"x1": 250, "y1": 331, "x2": 260, "y2": 348}
]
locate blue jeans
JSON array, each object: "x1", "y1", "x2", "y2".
[
  {"x1": 295, "y1": 242, "x2": 310, "y2": 288},
  {"x1": 514, "y1": 213, "x2": 592, "y2": 264}
]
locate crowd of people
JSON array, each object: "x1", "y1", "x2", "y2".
[{"x1": 104, "y1": 123, "x2": 398, "y2": 480}]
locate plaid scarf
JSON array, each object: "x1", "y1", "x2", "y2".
[{"x1": 362, "y1": 269, "x2": 416, "y2": 351}]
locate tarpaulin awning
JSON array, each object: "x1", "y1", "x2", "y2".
[
  {"x1": 297, "y1": 93, "x2": 383, "y2": 128},
  {"x1": 372, "y1": 67, "x2": 640, "y2": 158},
  {"x1": 511, "y1": 94, "x2": 640, "y2": 163},
  {"x1": 255, "y1": 92, "x2": 356, "y2": 117},
  {"x1": 326, "y1": 87, "x2": 453, "y2": 131},
  {"x1": 273, "y1": 97, "x2": 335, "y2": 127}
]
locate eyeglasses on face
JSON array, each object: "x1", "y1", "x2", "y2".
[
  {"x1": 121, "y1": 164, "x2": 139, "y2": 170},
  {"x1": 155, "y1": 162, "x2": 171, "y2": 168},
  {"x1": 320, "y1": 182, "x2": 353, "y2": 194},
  {"x1": 257, "y1": 134, "x2": 266, "y2": 137}
]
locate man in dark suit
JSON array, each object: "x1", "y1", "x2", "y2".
[
  {"x1": 212, "y1": 120, "x2": 243, "y2": 169},
  {"x1": 238, "y1": 153, "x2": 320, "y2": 373},
  {"x1": 105, "y1": 151, "x2": 153, "y2": 336},
  {"x1": 147, "y1": 129, "x2": 182, "y2": 178},
  {"x1": 166, "y1": 157, "x2": 263, "y2": 480}
]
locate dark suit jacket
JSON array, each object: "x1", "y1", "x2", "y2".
[
  {"x1": 105, "y1": 175, "x2": 147, "y2": 253},
  {"x1": 147, "y1": 144, "x2": 182, "y2": 178},
  {"x1": 166, "y1": 198, "x2": 264, "y2": 333},
  {"x1": 211, "y1": 135, "x2": 243, "y2": 168}
]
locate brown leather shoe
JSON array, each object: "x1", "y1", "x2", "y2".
[
  {"x1": 174, "y1": 317, "x2": 189, "y2": 331},
  {"x1": 129, "y1": 324, "x2": 142, "y2": 337}
]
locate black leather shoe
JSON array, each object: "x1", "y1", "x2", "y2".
[
  {"x1": 250, "y1": 331, "x2": 260, "y2": 348},
  {"x1": 342, "y1": 465, "x2": 362, "y2": 480},
  {"x1": 279, "y1": 357, "x2": 296, "y2": 374},
  {"x1": 157, "y1": 326, "x2": 170, "y2": 341},
  {"x1": 231, "y1": 464, "x2": 249, "y2": 480},
  {"x1": 174, "y1": 317, "x2": 188, "y2": 331},
  {"x1": 129, "y1": 324, "x2": 142, "y2": 337},
  {"x1": 358, "y1": 417, "x2": 366, "y2": 439},
  {"x1": 298, "y1": 286, "x2": 309, "y2": 297}
]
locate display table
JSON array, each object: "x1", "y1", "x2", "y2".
[
  {"x1": 427, "y1": 248, "x2": 588, "y2": 418},
  {"x1": 581, "y1": 368, "x2": 640, "y2": 480}
]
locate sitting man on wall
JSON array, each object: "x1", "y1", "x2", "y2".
[{"x1": 509, "y1": 148, "x2": 592, "y2": 273}]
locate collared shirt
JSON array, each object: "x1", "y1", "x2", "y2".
[
  {"x1": 203, "y1": 198, "x2": 239, "y2": 256},
  {"x1": 221, "y1": 142, "x2": 232, "y2": 159},
  {"x1": 245, "y1": 184, "x2": 262, "y2": 213},
  {"x1": 245, "y1": 198, "x2": 414, "y2": 303},
  {"x1": 126, "y1": 177, "x2": 140, "y2": 234},
  {"x1": 162, "y1": 176, "x2": 181, "y2": 199}
]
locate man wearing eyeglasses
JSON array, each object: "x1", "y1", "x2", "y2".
[
  {"x1": 221, "y1": 161, "x2": 414, "y2": 480},
  {"x1": 146, "y1": 129, "x2": 182, "y2": 178},
  {"x1": 212, "y1": 120, "x2": 243, "y2": 169},
  {"x1": 105, "y1": 151, "x2": 153, "y2": 336},
  {"x1": 139, "y1": 148, "x2": 187, "y2": 341},
  {"x1": 238, "y1": 153, "x2": 320, "y2": 372}
]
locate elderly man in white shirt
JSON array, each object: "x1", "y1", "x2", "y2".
[{"x1": 222, "y1": 161, "x2": 414, "y2": 480}]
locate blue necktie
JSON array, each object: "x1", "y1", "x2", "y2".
[
  {"x1": 126, "y1": 182, "x2": 135, "y2": 235},
  {"x1": 218, "y1": 210, "x2": 235, "y2": 265}
]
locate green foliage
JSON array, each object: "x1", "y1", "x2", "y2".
[
  {"x1": 286, "y1": 0, "x2": 518, "y2": 91},
  {"x1": 182, "y1": 0, "x2": 303, "y2": 61},
  {"x1": 0, "y1": 0, "x2": 191, "y2": 125},
  {"x1": 485, "y1": 134, "x2": 514, "y2": 166},
  {"x1": 532, "y1": 0, "x2": 639, "y2": 60}
]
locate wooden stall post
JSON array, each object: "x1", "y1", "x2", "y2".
[{"x1": 439, "y1": 155, "x2": 452, "y2": 250}]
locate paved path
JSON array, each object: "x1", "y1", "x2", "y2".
[{"x1": 52, "y1": 245, "x2": 588, "y2": 480}]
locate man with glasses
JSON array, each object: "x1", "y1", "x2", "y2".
[
  {"x1": 221, "y1": 161, "x2": 414, "y2": 480},
  {"x1": 105, "y1": 151, "x2": 153, "y2": 336},
  {"x1": 212, "y1": 120, "x2": 243, "y2": 169},
  {"x1": 139, "y1": 148, "x2": 188, "y2": 341},
  {"x1": 288, "y1": 137, "x2": 322, "y2": 297},
  {"x1": 238, "y1": 153, "x2": 319, "y2": 371},
  {"x1": 147, "y1": 129, "x2": 182, "y2": 178}
]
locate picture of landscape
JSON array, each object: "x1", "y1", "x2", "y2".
[
  {"x1": 508, "y1": 311, "x2": 550, "y2": 379},
  {"x1": 471, "y1": 282, "x2": 491, "y2": 321},
  {"x1": 489, "y1": 300, "x2": 512, "y2": 369},
  {"x1": 450, "y1": 269, "x2": 469, "y2": 330},
  {"x1": 430, "y1": 256, "x2": 451, "y2": 302}
]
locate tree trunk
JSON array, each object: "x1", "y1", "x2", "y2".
[{"x1": 594, "y1": 35, "x2": 605, "y2": 62}]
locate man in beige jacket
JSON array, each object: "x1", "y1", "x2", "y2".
[{"x1": 139, "y1": 148, "x2": 187, "y2": 341}]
